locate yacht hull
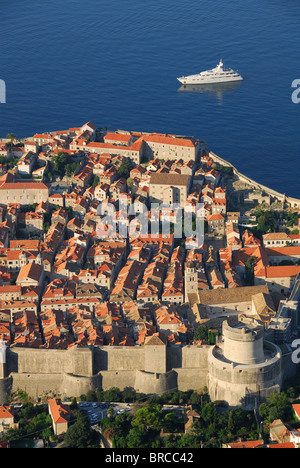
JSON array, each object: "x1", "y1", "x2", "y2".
[
  {"x1": 177, "y1": 60, "x2": 243, "y2": 85},
  {"x1": 177, "y1": 75, "x2": 243, "y2": 85}
]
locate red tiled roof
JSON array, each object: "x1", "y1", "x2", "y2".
[
  {"x1": 264, "y1": 265, "x2": 300, "y2": 278},
  {"x1": 104, "y1": 132, "x2": 131, "y2": 142},
  {"x1": 143, "y1": 133, "x2": 197, "y2": 148},
  {"x1": 269, "y1": 442, "x2": 295, "y2": 448},
  {"x1": 17, "y1": 263, "x2": 43, "y2": 282},
  {"x1": 208, "y1": 213, "x2": 225, "y2": 221},
  {"x1": 48, "y1": 399, "x2": 70, "y2": 424},
  {"x1": 227, "y1": 440, "x2": 264, "y2": 448},
  {"x1": 292, "y1": 403, "x2": 300, "y2": 419},
  {"x1": 0, "y1": 182, "x2": 48, "y2": 190},
  {"x1": 0, "y1": 406, "x2": 14, "y2": 419}
]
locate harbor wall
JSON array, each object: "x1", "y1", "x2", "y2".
[{"x1": 208, "y1": 150, "x2": 300, "y2": 208}]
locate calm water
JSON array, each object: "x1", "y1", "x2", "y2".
[{"x1": 1, "y1": 0, "x2": 300, "y2": 196}]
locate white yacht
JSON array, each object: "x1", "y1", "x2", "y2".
[{"x1": 177, "y1": 60, "x2": 243, "y2": 85}]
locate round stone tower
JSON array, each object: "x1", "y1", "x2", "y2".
[
  {"x1": 222, "y1": 321, "x2": 265, "y2": 365},
  {"x1": 208, "y1": 318, "x2": 282, "y2": 408}
]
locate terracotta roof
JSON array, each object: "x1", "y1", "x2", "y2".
[
  {"x1": 0, "y1": 182, "x2": 48, "y2": 190},
  {"x1": 208, "y1": 213, "x2": 225, "y2": 221},
  {"x1": 226, "y1": 440, "x2": 264, "y2": 448},
  {"x1": 104, "y1": 132, "x2": 131, "y2": 142},
  {"x1": 150, "y1": 173, "x2": 190, "y2": 186},
  {"x1": 144, "y1": 333, "x2": 167, "y2": 346},
  {"x1": 17, "y1": 262, "x2": 43, "y2": 282},
  {"x1": 263, "y1": 265, "x2": 300, "y2": 278},
  {"x1": 0, "y1": 406, "x2": 14, "y2": 419},
  {"x1": 198, "y1": 285, "x2": 269, "y2": 305},
  {"x1": 86, "y1": 142, "x2": 132, "y2": 151},
  {"x1": 82, "y1": 121, "x2": 96, "y2": 130},
  {"x1": 266, "y1": 246, "x2": 300, "y2": 256},
  {"x1": 269, "y1": 442, "x2": 295, "y2": 448},
  {"x1": 263, "y1": 232, "x2": 291, "y2": 240},
  {"x1": 143, "y1": 133, "x2": 197, "y2": 148},
  {"x1": 293, "y1": 403, "x2": 300, "y2": 419},
  {"x1": 48, "y1": 398, "x2": 70, "y2": 424},
  {"x1": 0, "y1": 285, "x2": 21, "y2": 293}
]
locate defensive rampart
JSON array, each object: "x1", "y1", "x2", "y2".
[
  {"x1": 1, "y1": 336, "x2": 297, "y2": 407},
  {"x1": 208, "y1": 150, "x2": 300, "y2": 208},
  {"x1": 0, "y1": 344, "x2": 210, "y2": 404}
]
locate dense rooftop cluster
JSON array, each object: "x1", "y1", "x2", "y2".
[{"x1": 0, "y1": 122, "x2": 300, "y2": 352}]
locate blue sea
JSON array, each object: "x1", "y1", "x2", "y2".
[{"x1": 1, "y1": 0, "x2": 300, "y2": 197}]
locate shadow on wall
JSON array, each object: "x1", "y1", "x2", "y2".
[
  {"x1": 93, "y1": 348, "x2": 109, "y2": 373},
  {"x1": 6, "y1": 349, "x2": 19, "y2": 375}
]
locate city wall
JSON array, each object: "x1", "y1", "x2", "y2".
[
  {"x1": 1, "y1": 339, "x2": 297, "y2": 405},
  {"x1": 0, "y1": 344, "x2": 210, "y2": 403},
  {"x1": 208, "y1": 150, "x2": 300, "y2": 208}
]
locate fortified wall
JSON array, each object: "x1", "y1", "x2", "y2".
[
  {"x1": 208, "y1": 150, "x2": 300, "y2": 209},
  {"x1": 0, "y1": 321, "x2": 298, "y2": 407},
  {"x1": 0, "y1": 340, "x2": 210, "y2": 404}
]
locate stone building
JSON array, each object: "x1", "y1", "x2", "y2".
[
  {"x1": 149, "y1": 173, "x2": 191, "y2": 208},
  {"x1": 142, "y1": 134, "x2": 200, "y2": 162},
  {"x1": 196, "y1": 284, "x2": 271, "y2": 318},
  {"x1": 48, "y1": 398, "x2": 70, "y2": 436},
  {"x1": 0, "y1": 182, "x2": 49, "y2": 205},
  {"x1": 255, "y1": 265, "x2": 300, "y2": 296}
]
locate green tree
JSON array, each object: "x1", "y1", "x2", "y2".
[
  {"x1": 131, "y1": 405, "x2": 164, "y2": 432},
  {"x1": 70, "y1": 397, "x2": 78, "y2": 409},
  {"x1": 66, "y1": 161, "x2": 80, "y2": 177},
  {"x1": 127, "y1": 177, "x2": 134, "y2": 188},
  {"x1": 6, "y1": 132, "x2": 15, "y2": 146},
  {"x1": 253, "y1": 208, "x2": 278, "y2": 235},
  {"x1": 86, "y1": 390, "x2": 97, "y2": 402},
  {"x1": 51, "y1": 151, "x2": 77, "y2": 177},
  {"x1": 201, "y1": 402, "x2": 217, "y2": 425},
  {"x1": 189, "y1": 391, "x2": 204, "y2": 406},
  {"x1": 258, "y1": 391, "x2": 293, "y2": 423},
  {"x1": 103, "y1": 387, "x2": 122, "y2": 402},
  {"x1": 107, "y1": 406, "x2": 115, "y2": 419},
  {"x1": 285, "y1": 211, "x2": 299, "y2": 228},
  {"x1": 122, "y1": 389, "x2": 136, "y2": 402},
  {"x1": 64, "y1": 415, "x2": 96, "y2": 448},
  {"x1": 117, "y1": 158, "x2": 134, "y2": 179},
  {"x1": 113, "y1": 412, "x2": 134, "y2": 447},
  {"x1": 162, "y1": 412, "x2": 184, "y2": 433},
  {"x1": 163, "y1": 434, "x2": 180, "y2": 448},
  {"x1": 177, "y1": 432, "x2": 202, "y2": 448},
  {"x1": 126, "y1": 427, "x2": 147, "y2": 448},
  {"x1": 194, "y1": 325, "x2": 209, "y2": 342},
  {"x1": 245, "y1": 255, "x2": 257, "y2": 285}
]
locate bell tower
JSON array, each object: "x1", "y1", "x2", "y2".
[{"x1": 185, "y1": 261, "x2": 198, "y2": 302}]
